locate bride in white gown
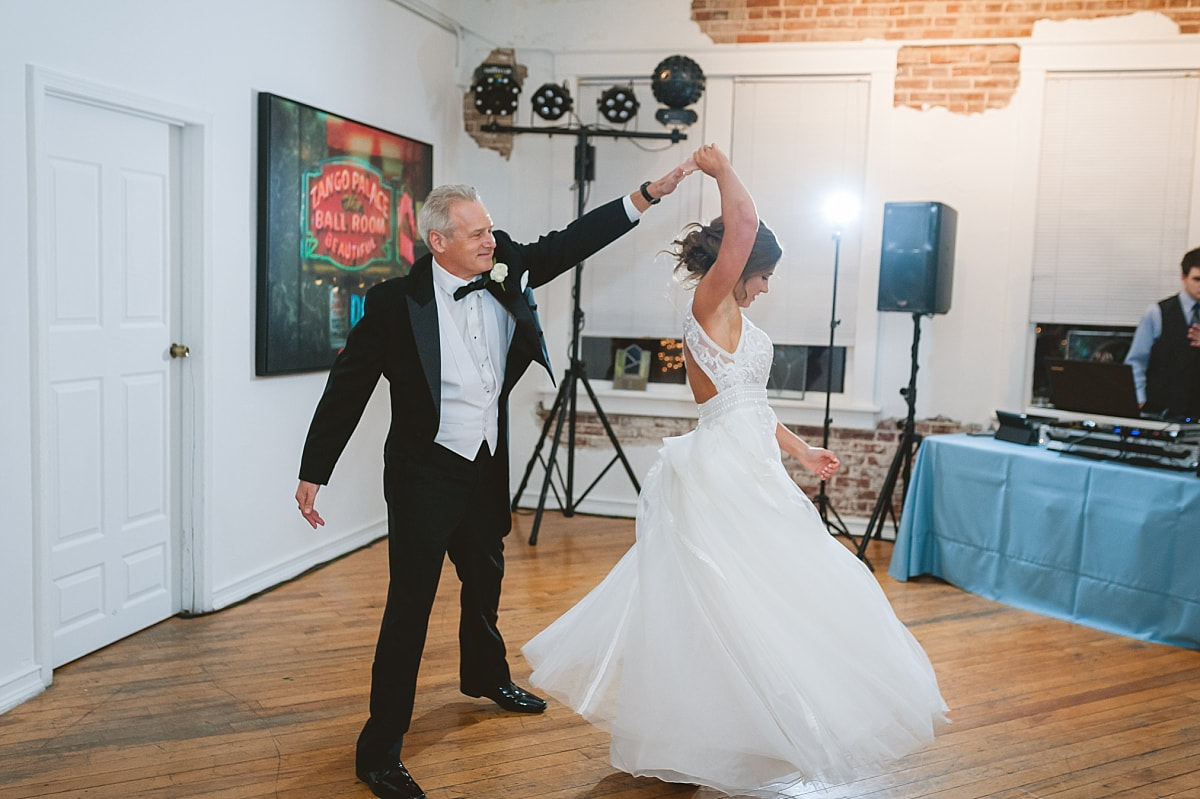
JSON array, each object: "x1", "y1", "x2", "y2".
[{"x1": 522, "y1": 144, "x2": 948, "y2": 796}]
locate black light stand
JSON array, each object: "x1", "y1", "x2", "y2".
[
  {"x1": 813, "y1": 230, "x2": 852, "y2": 538},
  {"x1": 855, "y1": 311, "x2": 924, "y2": 569},
  {"x1": 484, "y1": 122, "x2": 686, "y2": 544}
]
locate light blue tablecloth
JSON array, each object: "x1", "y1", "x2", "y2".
[{"x1": 889, "y1": 433, "x2": 1200, "y2": 648}]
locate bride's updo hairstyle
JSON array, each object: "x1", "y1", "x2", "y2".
[{"x1": 671, "y1": 216, "x2": 783, "y2": 289}]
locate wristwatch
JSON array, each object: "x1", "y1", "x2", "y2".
[{"x1": 639, "y1": 181, "x2": 660, "y2": 205}]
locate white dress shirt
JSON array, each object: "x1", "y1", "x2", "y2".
[{"x1": 431, "y1": 260, "x2": 516, "y2": 459}]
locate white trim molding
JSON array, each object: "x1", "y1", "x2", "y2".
[
  {"x1": 210, "y1": 522, "x2": 387, "y2": 611},
  {"x1": 0, "y1": 665, "x2": 45, "y2": 715}
]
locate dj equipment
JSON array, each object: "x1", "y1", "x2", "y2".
[
  {"x1": 995, "y1": 410, "x2": 1054, "y2": 446},
  {"x1": 1044, "y1": 359, "x2": 1141, "y2": 419},
  {"x1": 1039, "y1": 419, "x2": 1200, "y2": 474}
]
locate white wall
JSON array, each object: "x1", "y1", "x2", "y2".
[
  {"x1": 0, "y1": 0, "x2": 480, "y2": 711},
  {"x1": 877, "y1": 103, "x2": 1030, "y2": 424}
]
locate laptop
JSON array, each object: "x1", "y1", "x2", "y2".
[{"x1": 1045, "y1": 359, "x2": 1143, "y2": 419}]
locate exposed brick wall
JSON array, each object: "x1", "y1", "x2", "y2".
[
  {"x1": 691, "y1": 0, "x2": 1200, "y2": 43},
  {"x1": 781, "y1": 416, "x2": 984, "y2": 519},
  {"x1": 540, "y1": 406, "x2": 983, "y2": 520},
  {"x1": 463, "y1": 48, "x2": 524, "y2": 159},
  {"x1": 690, "y1": 1, "x2": 1200, "y2": 114},
  {"x1": 895, "y1": 44, "x2": 1020, "y2": 112}
]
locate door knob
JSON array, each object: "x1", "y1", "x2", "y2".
[{"x1": 169, "y1": 343, "x2": 190, "y2": 359}]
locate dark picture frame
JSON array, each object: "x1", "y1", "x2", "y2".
[{"x1": 255, "y1": 92, "x2": 433, "y2": 375}]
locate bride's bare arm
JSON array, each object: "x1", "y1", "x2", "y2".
[
  {"x1": 690, "y1": 144, "x2": 757, "y2": 320},
  {"x1": 776, "y1": 423, "x2": 840, "y2": 481}
]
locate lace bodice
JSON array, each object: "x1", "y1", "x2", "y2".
[{"x1": 683, "y1": 299, "x2": 774, "y2": 392}]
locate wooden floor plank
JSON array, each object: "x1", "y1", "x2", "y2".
[{"x1": 1, "y1": 516, "x2": 1199, "y2": 798}]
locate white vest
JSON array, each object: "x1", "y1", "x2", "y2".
[{"x1": 431, "y1": 262, "x2": 514, "y2": 459}]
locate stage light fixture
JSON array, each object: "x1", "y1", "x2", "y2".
[
  {"x1": 651, "y1": 54, "x2": 705, "y2": 128},
  {"x1": 472, "y1": 62, "x2": 521, "y2": 117},
  {"x1": 532, "y1": 82, "x2": 573, "y2": 121},
  {"x1": 597, "y1": 85, "x2": 639, "y2": 124}
]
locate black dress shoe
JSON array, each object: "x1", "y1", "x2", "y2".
[
  {"x1": 464, "y1": 681, "x2": 547, "y2": 713},
  {"x1": 356, "y1": 760, "x2": 425, "y2": 799}
]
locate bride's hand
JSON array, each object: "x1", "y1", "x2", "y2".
[
  {"x1": 799, "y1": 447, "x2": 840, "y2": 481},
  {"x1": 692, "y1": 143, "x2": 730, "y2": 177}
]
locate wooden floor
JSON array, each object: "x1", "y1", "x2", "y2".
[{"x1": 3, "y1": 513, "x2": 1200, "y2": 799}]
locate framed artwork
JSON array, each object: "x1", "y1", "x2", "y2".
[
  {"x1": 612, "y1": 344, "x2": 650, "y2": 391},
  {"x1": 255, "y1": 92, "x2": 433, "y2": 375}
]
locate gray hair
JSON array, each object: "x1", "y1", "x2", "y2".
[{"x1": 416, "y1": 184, "x2": 482, "y2": 242}]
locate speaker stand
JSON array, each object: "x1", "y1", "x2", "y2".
[{"x1": 855, "y1": 312, "x2": 924, "y2": 569}]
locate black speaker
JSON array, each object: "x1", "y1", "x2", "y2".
[{"x1": 878, "y1": 201, "x2": 956, "y2": 314}]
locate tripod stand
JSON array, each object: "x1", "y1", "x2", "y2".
[
  {"x1": 855, "y1": 312, "x2": 924, "y2": 568},
  {"x1": 485, "y1": 122, "x2": 686, "y2": 544},
  {"x1": 813, "y1": 231, "x2": 851, "y2": 538}
]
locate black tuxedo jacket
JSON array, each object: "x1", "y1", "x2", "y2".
[{"x1": 298, "y1": 196, "x2": 638, "y2": 499}]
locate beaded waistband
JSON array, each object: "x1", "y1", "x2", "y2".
[{"x1": 697, "y1": 385, "x2": 769, "y2": 424}]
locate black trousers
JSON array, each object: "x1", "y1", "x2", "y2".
[{"x1": 356, "y1": 442, "x2": 511, "y2": 769}]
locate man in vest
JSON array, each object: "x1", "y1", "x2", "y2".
[{"x1": 1125, "y1": 248, "x2": 1200, "y2": 421}]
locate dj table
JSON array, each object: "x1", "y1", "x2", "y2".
[{"x1": 889, "y1": 433, "x2": 1200, "y2": 648}]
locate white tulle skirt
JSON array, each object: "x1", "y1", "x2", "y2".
[{"x1": 523, "y1": 386, "x2": 948, "y2": 795}]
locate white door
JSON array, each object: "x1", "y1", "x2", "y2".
[{"x1": 37, "y1": 95, "x2": 181, "y2": 667}]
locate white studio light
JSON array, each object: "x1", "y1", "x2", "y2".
[{"x1": 823, "y1": 192, "x2": 860, "y2": 232}]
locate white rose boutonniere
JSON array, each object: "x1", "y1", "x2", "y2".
[{"x1": 489, "y1": 261, "x2": 509, "y2": 288}]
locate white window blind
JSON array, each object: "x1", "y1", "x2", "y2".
[
  {"x1": 575, "y1": 75, "x2": 869, "y2": 346},
  {"x1": 1031, "y1": 72, "x2": 1198, "y2": 325},
  {"x1": 575, "y1": 77, "x2": 708, "y2": 340},
  {"x1": 730, "y1": 77, "x2": 869, "y2": 346}
]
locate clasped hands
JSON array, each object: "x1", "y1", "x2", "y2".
[
  {"x1": 627, "y1": 144, "x2": 733, "y2": 215},
  {"x1": 680, "y1": 142, "x2": 730, "y2": 179}
]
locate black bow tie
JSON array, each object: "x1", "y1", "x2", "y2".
[{"x1": 453, "y1": 278, "x2": 489, "y2": 301}]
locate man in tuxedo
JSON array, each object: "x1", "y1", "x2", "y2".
[
  {"x1": 295, "y1": 167, "x2": 689, "y2": 799},
  {"x1": 1125, "y1": 248, "x2": 1200, "y2": 421}
]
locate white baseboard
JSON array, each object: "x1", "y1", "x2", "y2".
[
  {"x1": 0, "y1": 665, "x2": 47, "y2": 715},
  {"x1": 513, "y1": 497, "x2": 885, "y2": 541},
  {"x1": 210, "y1": 521, "x2": 387, "y2": 611},
  {"x1": 514, "y1": 495, "x2": 639, "y2": 519}
]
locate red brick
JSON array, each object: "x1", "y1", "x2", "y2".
[
  {"x1": 931, "y1": 78, "x2": 974, "y2": 89},
  {"x1": 897, "y1": 46, "x2": 931, "y2": 63}
]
